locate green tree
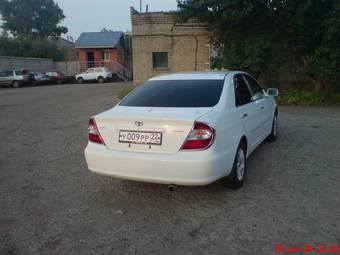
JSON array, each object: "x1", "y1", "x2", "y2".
[
  {"x1": 289, "y1": 0, "x2": 340, "y2": 91},
  {"x1": 177, "y1": 0, "x2": 340, "y2": 91},
  {"x1": 0, "y1": 0, "x2": 68, "y2": 37},
  {"x1": 177, "y1": 0, "x2": 282, "y2": 78}
]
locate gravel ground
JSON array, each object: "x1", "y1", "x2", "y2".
[{"x1": 0, "y1": 83, "x2": 339, "y2": 255}]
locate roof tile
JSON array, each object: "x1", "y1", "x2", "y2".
[{"x1": 75, "y1": 32, "x2": 123, "y2": 48}]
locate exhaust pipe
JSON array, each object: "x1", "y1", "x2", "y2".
[{"x1": 168, "y1": 185, "x2": 175, "y2": 192}]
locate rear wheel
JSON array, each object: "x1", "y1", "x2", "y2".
[
  {"x1": 267, "y1": 112, "x2": 278, "y2": 142},
  {"x1": 223, "y1": 142, "x2": 247, "y2": 189},
  {"x1": 57, "y1": 80, "x2": 62, "y2": 85},
  {"x1": 12, "y1": 81, "x2": 20, "y2": 88},
  {"x1": 77, "y1": 77, "x2": 84, "y2": 84},
  {"x1": 98, "y1": 76, "x2": 105, "y2": 83}
]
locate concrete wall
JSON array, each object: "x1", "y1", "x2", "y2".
[
  {"x1": 0, "y1": 56, "x2": 54, "y2": 72},
  {"x1": 54, "y1": 61, "x2": 80, "y2": 75},
  {"x1": 131, "y1": 10, "x2": 212, "y2": 85}
]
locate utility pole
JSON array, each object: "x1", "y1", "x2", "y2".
[{"x1": 140, "y1": 0, "x2": 142, "y2": 13}]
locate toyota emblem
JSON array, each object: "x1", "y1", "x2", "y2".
[{"x1": 135, "y1": 121, "x2": 144, "y2": 127}]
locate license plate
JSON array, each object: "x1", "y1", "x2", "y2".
[{"x1": 119, "y1": 130, "x2": 162, "y2": 145}]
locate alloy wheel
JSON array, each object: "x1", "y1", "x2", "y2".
[{"x1": 236, "y1": 149, "x2": 245, "y2": 181}]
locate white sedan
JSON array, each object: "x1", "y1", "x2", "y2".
[{"x1": 85, "y1": 72, "x2": 279, "y2": 189}]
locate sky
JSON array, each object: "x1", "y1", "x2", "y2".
[{"x1": 56, "y1": 0, "x2": 178, "y2": 41}]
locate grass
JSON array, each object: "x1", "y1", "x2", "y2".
[
  {"x1": 118, "y1": 86, "x2": 135, "y2": 99},
  {"x1": 277, "y1": 90, "x2": 340, "y2": 106}
]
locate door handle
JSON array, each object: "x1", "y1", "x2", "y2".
[
  {"x1": 260, "y1": 106, "x2": 265, "y2": 110},
  {"x1": 242, "y1": 113, "x2": 248, "y2": 118}
]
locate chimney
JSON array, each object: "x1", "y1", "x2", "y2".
[{"x1": 130, "y1": 7, "x2": 139, "y2": 15}]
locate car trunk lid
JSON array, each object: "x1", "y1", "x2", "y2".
[{"x1": 94, "y1": 106, "x2": 213, "y2": 154}]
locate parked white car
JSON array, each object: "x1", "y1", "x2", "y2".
[
  {"x1": 76, "y1": 67, "x2": 112, "y2": 84},
  {"x1": 85, "y1": 72, "x2": 279, "y2": 189},
  {"x1": 0, "y1": 70, "x2": 31, "y2": 88}
]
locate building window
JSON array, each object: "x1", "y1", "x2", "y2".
[
  {"x1": 152, "y1": 52, "x2": 168, "y2": 69},
  {"x1": 103, "y1": 50, "x2": 110, "y2": 62}
]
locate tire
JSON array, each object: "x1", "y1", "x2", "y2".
[
  {"x1": 77, "y1": 77, "x2": 84, "y2": 84},
  {"x1": 267, "y1": 112, "x2": 278, "y2": 142},
  {"x1": 31, "y1": 80, "x2": 37, "y2": 87},
  {"x1": 98, "y1": 76, "x2": 105, "y2": 83},
  {"x1": 12, "y1": 81, "x2": 20, "y2": 88},
  {"x1": 57, "y1": 80, "x2": 62, "y2": 85},
  {"x1": 223, "y1": 142, "x2": 247, "y2": 189}
]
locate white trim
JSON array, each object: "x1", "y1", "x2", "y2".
[{"x1": 103, "y1": 50, "x2": 110, "y2": 62}]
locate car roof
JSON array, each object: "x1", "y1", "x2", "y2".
[{"x1": 149, "y1": 71, "x2": 232, "y2": 81}]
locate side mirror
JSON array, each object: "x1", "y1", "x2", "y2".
[{"x1": 267, "y1": 88, "x2": 279, "y2": 97}]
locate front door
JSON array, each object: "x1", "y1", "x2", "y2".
[
  {"x1": 83, "y1": 68, "x2": 96, "y2": 80},
  {"x1": 1, "y1": 71, "x2": 13, "y2": 86},
  {"x1": 87, "y1": 52, "x2": 94, "y2": 69}
]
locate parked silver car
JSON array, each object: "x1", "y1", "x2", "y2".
[
  {"x1": 0, "y1": 70, "x2": 31, "y2": 88},
  {"x1": 30, "y1": 71, "x2": 50, "y2": 85}
]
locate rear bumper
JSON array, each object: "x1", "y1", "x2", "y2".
[{"x1": 84, "y1": 143, "x2": 235, "y2": 186}]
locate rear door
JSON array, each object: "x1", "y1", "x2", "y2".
[
  {"x1": 233, "y1": 74, "x2": 262, "y2": 150},
  {"x1": 84, "y1": 68, "x2": 95, "y2": 80},
  {"x1": 243, "y1": 74, "x2": 272, "y2": 140}
]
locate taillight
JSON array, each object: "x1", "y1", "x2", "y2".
[
  {"x1": 88, "y1": 118, "x2": 105, "y2": 144},
  {"x1": 181, "y1": 122, "x2": 215, "y2": 150}
]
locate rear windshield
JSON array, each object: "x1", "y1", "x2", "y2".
[{"x1": 120, "y1": 80, "x2": 224, "y2": 108}]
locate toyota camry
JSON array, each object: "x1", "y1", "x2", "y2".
[{"x1": 84, "y1": 72, "x2": 279, "y2": 189}]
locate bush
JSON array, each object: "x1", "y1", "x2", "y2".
[
  {"x1": 277, "y1": 90, "x2": 340, "y2": 106},
  {"x1": 0, "y1": 35, "x2": 65, "y2": 61}
]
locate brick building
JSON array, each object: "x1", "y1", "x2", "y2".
[
  {"x1": 75, "y1": 31, "x2": 125, "y2": 72},
  {"x1": 130, "y1": 8, "x2": 212, "y2": 85}
]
